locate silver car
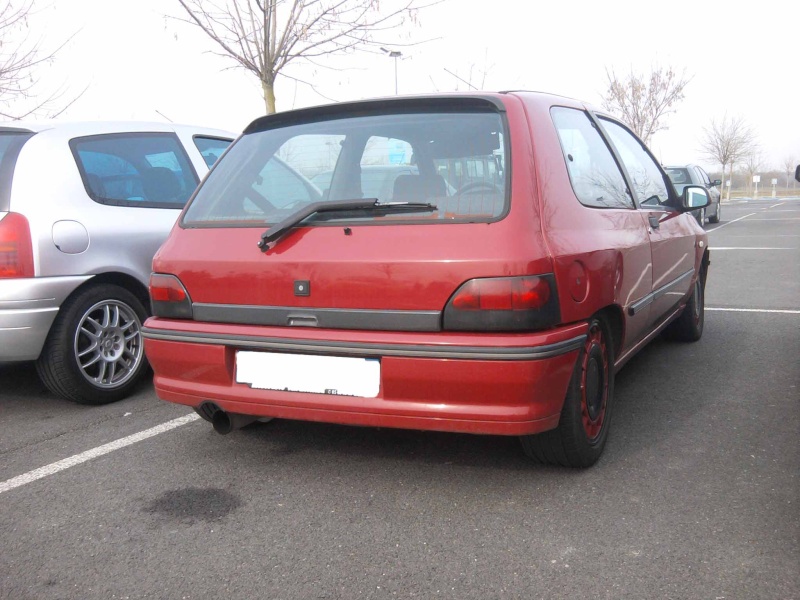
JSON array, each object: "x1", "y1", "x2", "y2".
[{"x1": 0, "y1": 121, "x2": 234, "y2": 404}]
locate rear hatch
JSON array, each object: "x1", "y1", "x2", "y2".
[{"x1": 152, "y1": 97, "x2": 556, "y2": 333}]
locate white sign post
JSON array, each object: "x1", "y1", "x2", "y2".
[
  {"x1": 753, "y1": 175, "x2": 760, "y2": 199},
  {"x1": 772, "y1": 178, "x2": 778, "y2": 198}
]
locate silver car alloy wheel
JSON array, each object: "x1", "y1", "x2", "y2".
[{"x1": 73, "y1": 299, "x2": 144, "y2": 389}]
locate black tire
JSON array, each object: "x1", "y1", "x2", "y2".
[
  {"x1": 663, "y1": 271, "x2": 705, "y2": 342},
  {"x1": 520, "y1": 317, "x2": 615, "y2": 468},
  {"x1": 36, "y1": 284, "x2": 149, "y2": 405},
  {"x1": 696, "y1": 207, "x2": 706, "y2": 227},
  {"x1": 708, "y1": 201, "x2": 721, "y2": 224}
]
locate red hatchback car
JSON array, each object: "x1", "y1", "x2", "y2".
[{"x1": 143, "y1": 92, "x2": 710, "y2": 467}]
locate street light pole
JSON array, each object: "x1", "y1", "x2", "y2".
[{"x1": 380, "y1": 47, "x2": 402, "y2": 95}]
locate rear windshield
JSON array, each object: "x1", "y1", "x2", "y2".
[
  {"x1": 666, "y1": 168, "x2": 692, "y2": 188},
  {"x1": 0, "y1": 131, "x2": 34, "y2": 212},
  {"x1": 182, "y1": 110, "x2": 508, "y2": 227}
]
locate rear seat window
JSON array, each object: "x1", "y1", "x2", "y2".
[
  {"x1": 182, "y1": 110, "x2": 508, "y2": 227},
  {"x1": 70, "y1": 133, "x2": 199, "y2": 209}
]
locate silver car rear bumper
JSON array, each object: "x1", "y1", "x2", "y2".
[{"x1": 0, "y1": 275, "x2": 91, "y2": 362}]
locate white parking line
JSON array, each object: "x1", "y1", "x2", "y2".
[
  {"x1": 706, "y1": 213, "x2": 756, "y2": 233},
  {"x1": 711, "y1": 247, "x2": 795, "y2": 250},
  {"x1": 711, "y1": 246, "x2": 796, "y2": 250},
  {"x1": 707, "y1": 308, "x2": 800, "y2": 314},
  {"x1": 0, "y1": 413, "x2": 200, "y2": 495}
]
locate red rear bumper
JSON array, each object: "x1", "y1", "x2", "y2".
[{"x1": 143, "y1": 319, "x2": 586, "y2": 436}]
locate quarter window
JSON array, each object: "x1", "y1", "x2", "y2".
[
  {"x1": 599, "y1": 119, "x2": 671, "y2": 208},
  {"x1": 194, "y1": 136, "x2": 233, "y2": 168},
  {"x1": 71, "y1": 133, "x2": 199, "y2": 208},
  {"x1": 551, "y1": 107, "x2": 633, "y2": 209}
]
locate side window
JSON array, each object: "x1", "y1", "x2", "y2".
[
  {"x1": 551, "y1": 107, "x2": 633, "y2": 209},
  {"x1": 194, "y1": 136, "x2": 233, "y2": 168},
  {"x1": 71, "y1": 133, "x2": 199, "y2": 208},
  {"x1": 599, "y1": 119, "x2": 671, "y2": 208},
  {"x1": 696, "y1": 167, "x2": 711, "y2": 186}
]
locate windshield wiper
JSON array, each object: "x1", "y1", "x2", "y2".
[{"x1": 258, "y1": 199, "x2": 437, "y2": 250}]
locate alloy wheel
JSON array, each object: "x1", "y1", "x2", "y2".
[{"x1": 73, "y1": 299, "x2": 144, "y2": 388}]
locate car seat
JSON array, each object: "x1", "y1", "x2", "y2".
[
  {"x1": 392, "y1": 174, "x2": 447, "y2": 202},
  {"x1": 140, "y1": 167, "x2": 182, "y2": 203}
]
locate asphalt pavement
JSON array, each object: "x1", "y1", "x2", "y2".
[{"x1": 1, "y1": 197, "x2": 798, "y2": 600}]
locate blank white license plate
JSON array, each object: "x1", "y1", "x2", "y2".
[{"x1": 235, "y1": 351, "x2": 380, "y2": 398}]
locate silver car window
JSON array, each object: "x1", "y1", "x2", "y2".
[{"x1": 70, "y1": 132, "x2": 200, "y2": 209}]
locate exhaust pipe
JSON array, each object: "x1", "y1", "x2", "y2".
[{"x1": 211, "y1": 409, "x2": 257, "y2": 435}]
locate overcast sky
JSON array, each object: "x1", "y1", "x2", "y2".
[{"x1": 24, "y1": 0, "x2": 800, "y2": 174}]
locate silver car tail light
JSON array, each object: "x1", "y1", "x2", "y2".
[{"x1": 0, "y1": 212, "x2": 34, "y2": 278}]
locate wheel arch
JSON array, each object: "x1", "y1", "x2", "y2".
[
  {"x1": 66, "y1": 272, "x2": 152, "y2": 316},
  {"x1": 593, "y1": 304, "x2": 624, "y2": 361},
  {"x1": 701, "y1": 248, "x2": 710, "y2": 285}
]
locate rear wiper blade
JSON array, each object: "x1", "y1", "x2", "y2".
[{"x1": 258, "y1": 199, "x2": 437, "y2": 250}]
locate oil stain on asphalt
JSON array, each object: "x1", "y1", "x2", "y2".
[{"x1": 144, "y1": 487, "x2": 243, "y2": 523}]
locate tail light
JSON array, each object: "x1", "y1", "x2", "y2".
[
  {"x1": 0, "y1": 212, "x2": 34, "y2": 278},
  {"x1": 443, "y1": 275, "x2": 560, "y2": 331},
  {"x1": 149, "y1": 273, "x2": 193, "y2": 319}
]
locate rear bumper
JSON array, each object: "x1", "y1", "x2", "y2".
[
  {"x1": 0, "y1": 276, "x2": 90, "y2": 362},
  {"x1": 143, "y1": 319, "x2": 587, "y2": 436}
]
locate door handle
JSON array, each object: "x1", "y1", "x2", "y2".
[{"x1": 648, "y1": 214, "x2": 661, "y2": 229}]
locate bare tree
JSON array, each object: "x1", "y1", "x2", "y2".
[
  {"x1": 0, "y1": 1, "x2": 80, "y2": 119},
  {"x1": 699, "y1": 114, "x2": 757, "y2": 201},
  {"x1": 783, "y1": 155, "x2": 796, "y2": 189},
  {"x1": 742, "y1": 152, "x2": 762, "y2": 197},
  {"x1": 175, "y1": 0, "x2": 430, "y2": 114},
  {"x1": 602, "y1": 65, "x2": 691, "y2": 145},
  {"x1": 441, "y1": 49, "x2": 493, "y2": 91}
]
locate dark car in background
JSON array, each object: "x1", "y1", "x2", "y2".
[{"x1": 665, "y1": 164, "x2": 722, "y2": 226}]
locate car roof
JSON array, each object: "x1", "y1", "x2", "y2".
[
  {"x1": 0, "y1": 120, "x2": 236, "y2": 139},
  {"x1": 243, "y1": 91, "x2": 596, "y2": 133}
]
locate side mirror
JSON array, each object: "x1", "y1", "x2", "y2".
[
  {"x1": 795, "y1": 165, "x2": 799, "y2": 183},
  {"x1": 680, "y1": 185, "x2": 710, "y2": 212},
  {"x1": 711, "y1": 179, "x2": 722, "y2": 187}
]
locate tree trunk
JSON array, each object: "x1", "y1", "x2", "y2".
[
  {"x1": 724, "y1": 162, "x2": 731, "y2": 201},
  {"x1": 262, "y1": 79, "x2": 277, "y2": 115}
]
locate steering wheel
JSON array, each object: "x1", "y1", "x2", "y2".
[{"x1": 456, "y1": 181, "x2": 502, "y2": 195}]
